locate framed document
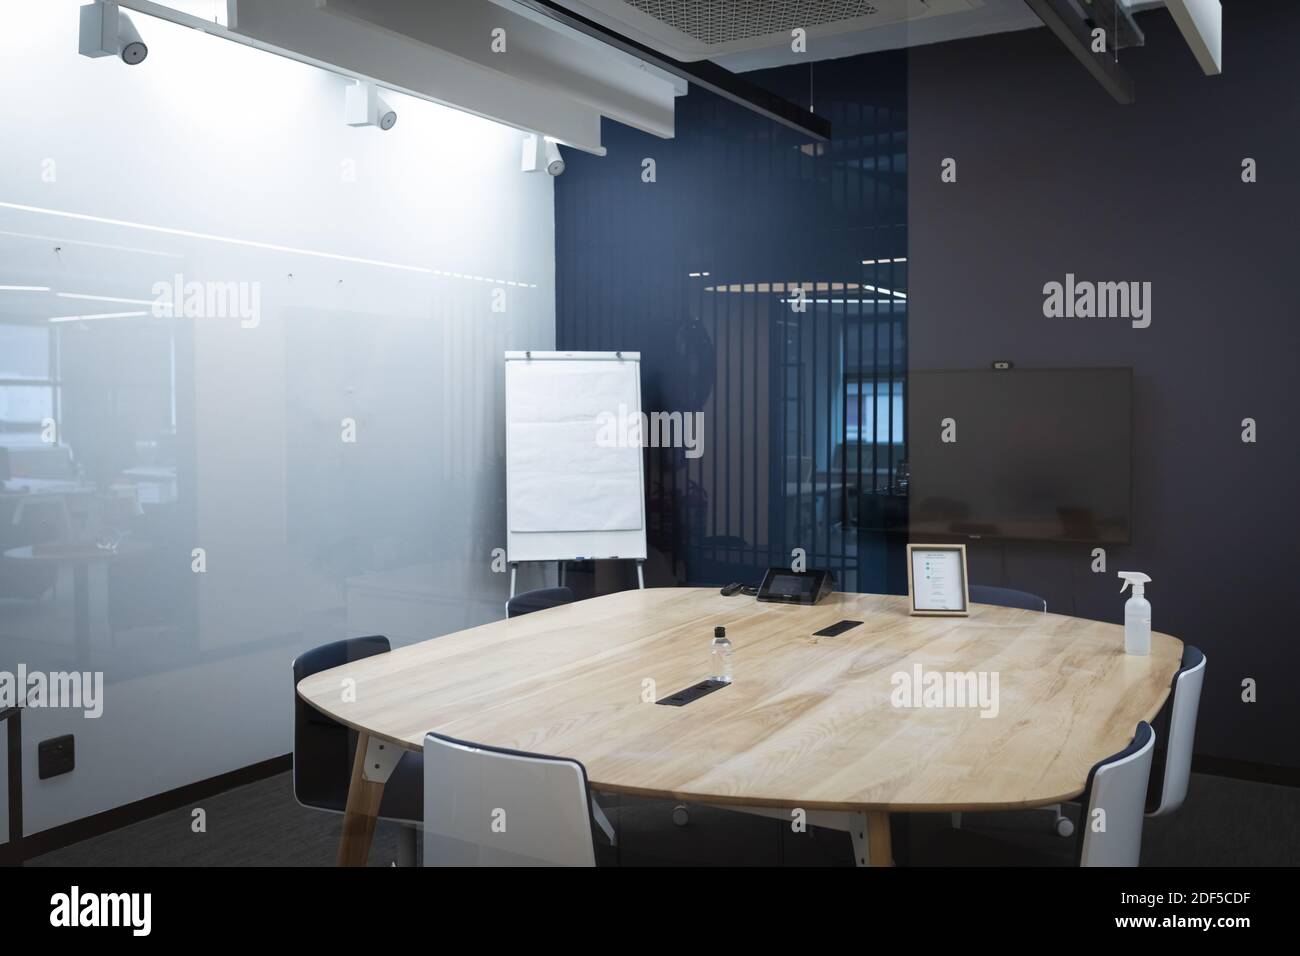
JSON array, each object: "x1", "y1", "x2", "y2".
[{"x1": 907, "y1": 544, "x2": 970, "y2": 616}]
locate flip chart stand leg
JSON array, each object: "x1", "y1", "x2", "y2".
[{"x1": 636, "y1": 560, "x2": 645, "y2": 590}]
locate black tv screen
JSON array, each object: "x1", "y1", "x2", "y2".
[{"x1": 907, "y1": 368, "x2": 1132, "y2": 544}]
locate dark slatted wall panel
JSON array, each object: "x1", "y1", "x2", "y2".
[{"x1": 555, "y1": 53, "x2": 909, "y2": 593}]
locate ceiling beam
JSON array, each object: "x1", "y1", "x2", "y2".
[
  {"x1": 1023, "y1": 0, "x2": 1137, "y2": 104},
  {"x1": 510, "y1": 0, "x2": 831, "y2": 142},
  {"x1": 1166, "y1": 0, "x2": 1222, "y2": 75}
]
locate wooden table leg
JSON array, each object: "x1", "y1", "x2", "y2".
[
  {"x1": 866, "y1": 811, "x2": 893, "y2": 867},
  {"x1": 850, "y1": 810, "x2": 894, "y2": 867},
  {"x1": 337, "y1": 731, "x2": 388, "y2": 867}
]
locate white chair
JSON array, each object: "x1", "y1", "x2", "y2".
[
  {"x1": 1078, "y1": 721, "x2": 1156, "y2": 866},
  {"x1": 1146, "y1": 645, "x2": 1206, "y2": 817},
  {"x1": 922, "y1": 721, "x2": 1155, "y2": 866},
  {"x1": 422, "y1": 732, "x2": 606, "y2": 866}
]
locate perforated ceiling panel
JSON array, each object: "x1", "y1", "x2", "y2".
[
  {"x1": 625, "y1": 1, "x2": 879, "y2": 47},
  {"x1": 555, "y1": 0, "x2": 982, "y2": 60}
]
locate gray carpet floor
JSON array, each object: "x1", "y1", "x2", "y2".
[{"x1": 24, "y1": 770, "x2": 1300, "y2": 866}]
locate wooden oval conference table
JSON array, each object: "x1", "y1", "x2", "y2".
[{"x1": 296, "y1": 587, "x2": 1183, "y2": 867}]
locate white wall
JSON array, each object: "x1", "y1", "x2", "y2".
[{"x1": 0, "y1": 0, "x2": 554, "y2": 837}]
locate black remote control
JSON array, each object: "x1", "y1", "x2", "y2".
[{"x1": 720, "y1": 582, "x2": 744, "y2": 596}]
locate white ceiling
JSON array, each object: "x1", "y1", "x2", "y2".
[
  {"x1": 711, "y1": 0, "x2": 1045, "y2": 73},
  {"x1": 125, "y1": 0, "x2": 687, "y2": 154}
]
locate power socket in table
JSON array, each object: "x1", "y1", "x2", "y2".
[{"x1": 656, "y1": 679, "x2": 730, "y2": 706}]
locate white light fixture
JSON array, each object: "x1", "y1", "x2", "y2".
[
  {"x1": 863, "y1": 283, "x2": 908, "y2": 299},
  {"x1": 0, "y1": 285, "x2": 51, "y2": 292},
  {"x1": 79, "y1": 1, "x2": 148, "y2": 66},
  {"x1": 0, "y1": 199, "x2": 431, "y2": 273},
  {"x1": 862, "y1": 257, "x2": 907, "y2": 265},
  {"x1": 0, "y1": 229, "x2": 182, "y2": 259},
  {"x1": 57, "y1": 292, "x2": 159, "y2": 306},
  {"x1": 522, "y1": 134, "x2": 565, "y2": 176},
  {"x1": 0, "y1": 200, "x2": 540, "y2": 287},
  {"x1": 543, "y1": 139, "x2": 565, "y2": 177},
  {"x1": 345, "y1": 80, "x2": 397, "y2": 130},
  {"x1": 522, "y1": 134, "x2": 543, "y2": 172},
  {"x1": 49, "y1": 311, "x2": 149, "y2": 324},
  {"x1": 779, "y1": 298, "x2": 908, "y2": 306}
]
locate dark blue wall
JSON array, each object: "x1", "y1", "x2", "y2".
[{"x1": 556, "y1": 53, "x2": 910, "y2": 594}]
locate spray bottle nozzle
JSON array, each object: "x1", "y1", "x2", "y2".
[{"x1": 1118, "y1": 571, "x2": 1152, "y2": 594}]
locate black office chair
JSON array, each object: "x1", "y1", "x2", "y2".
[
  {"x1": 506, "y1": 586, "x2": 574, "y2": 619},
  {"x1": 292, "y1": 635, "x2": 422, "y2": 864},
  {"x1": 968, "y1": 585, "x2": 1047, "y2": 613}
]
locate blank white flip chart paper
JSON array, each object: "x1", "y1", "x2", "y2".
[{"x1": 505, "y1": 352, "x2": 647, "y2": 563}]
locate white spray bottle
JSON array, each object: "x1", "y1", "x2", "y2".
[{"x1": 1117, "y1": 571, "x2": 1152, "y2": 656}]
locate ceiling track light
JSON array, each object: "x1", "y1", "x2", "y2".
[
  {"x1": 345, "y1": 80, "x2": 398, "y2": 131},
  {"x1": 79, "y1": 1, "x2": 148, "y2": 66},
  {"x1": 543, "y1": 139, "x2": 565, "y2": 177},
  {"x1": 521, "y1": 134, "x2": 565, "y2": 177}
]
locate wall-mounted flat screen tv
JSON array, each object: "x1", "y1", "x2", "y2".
[{"x1": 907, "y1": 367, "x2": 1132, "y2": 544}]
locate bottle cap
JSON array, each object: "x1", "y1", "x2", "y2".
[
  {"x1": 1118, "y1": 571, "x2": 1151, "y2": 594},
  {"x1": 714, "y1": 626, "x2": 726, "y2": 638}
]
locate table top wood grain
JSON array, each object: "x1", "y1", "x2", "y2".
[{"x1": 297, "y1": 587, "x2": 1182, "y2": 812}]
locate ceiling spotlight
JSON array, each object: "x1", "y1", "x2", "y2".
[
  {"x1": 79, "y1": 1, "x2": 148, "y2": 66},
  {"x1": 521, "y1": 134, "x2": 565, "y2": 176},
  {"x1": 543, "y1": 139, "x2": 565, "y2": 177},
  {"x1": 345, "y1": 81, "x2": 397, "y2": 131}
]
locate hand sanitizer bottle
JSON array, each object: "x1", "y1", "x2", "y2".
[
  {"x1": 710, "y1": 626, "x2": 733, "y2": 683},
  {"x1": 1117, "y1": 572, "x2": 1152, "y2": 656}
]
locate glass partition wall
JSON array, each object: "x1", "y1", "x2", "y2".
[
  {"x1": 556, "y1": 53, "x2": 908, "y2": 594},
  {"x1": 0, "y1": 0, "x2": 554, "y2": 837}
]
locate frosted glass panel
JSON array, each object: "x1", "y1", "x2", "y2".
[
  {"x1": 0, "y1": 0, "x2": 554, "y2": 836},
  {"x1": 0, "y1": 324, "x2": 49, "y2": 380}
]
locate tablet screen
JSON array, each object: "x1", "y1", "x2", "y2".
[{"x1": 766, "y1": 573, "x2": 817, "y2": 599}]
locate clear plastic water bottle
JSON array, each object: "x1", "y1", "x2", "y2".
[{"x1": 710, "y1": 626, "x2": 733, "y2": 683}]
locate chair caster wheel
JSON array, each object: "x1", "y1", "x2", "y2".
[
  {"x1": 672, "y1": 804, "x2": 690, "y2": 827},
  {"x1": 1056, "y1": 817, "x2": 1074, "y2": 838}
]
